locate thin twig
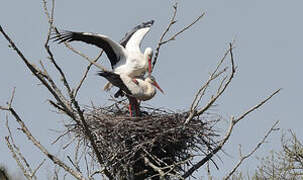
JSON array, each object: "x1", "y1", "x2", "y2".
[
  {"x1": 74, "y1": 50, "x2": 104, "y2": 97},
  {"x1": 152, "y1": 2, "x2": 205, "y2": 71},
  {"x1": 196, "y1": 43, "x2": 235, "y2": 116},
  {"x1": 152, "y1": 3, "x2": 178, "y2": 71},
  {"x1": 6, "y1": 107, "x2": 86, "y2": 180},
  {"x1": 161, "y1": 12, "x2": 205, "y2": 45},
  {"x1": 0, "y1": 26, "x2": 76, "y2": 120},
  {"x1": 31, "y1": 159, "x2": 46, "y2": 178},
  {"x1": 223, "y1": 120, "x2": 279, "y2": 179},
  {"x1": 144, "y1": 157, "x2": 165, "y2": 179},
  {"x1": 70, "y1": 97, "x2": 114, "y2": 179},
  {"x1": 182, "y1": 89, "x2": 280, "y2": 178},
  {"x1": 5, "y1": 137, "x2": 32, "y2": 180},
  {"x1": 185, "y1": 43, "x2": 235, "y2": 124}
]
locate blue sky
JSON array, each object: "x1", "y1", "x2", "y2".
[{"x1": 1, "y1": 0, "x2": 303, "y2": 179}]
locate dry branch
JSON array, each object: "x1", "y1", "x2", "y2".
[
  {"x1": 4, "y1": 108, "x2": 85, "y2": 180},
  {"x1": 223, "y1": 120, "x2": 279, "y2": 179},
  {"x1": 185, "y1": 43, "x2": 235, "y2": 125},
  {"x1": 0, "y1": 26, "x2": 76, "y2": 120},
  {"x1": 182, "y1": 89, "x2": 280, "y2": 178},
  {"x1": 152, "y1": 3, "x2": 205, "y2": 71}
]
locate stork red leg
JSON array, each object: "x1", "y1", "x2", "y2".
[
  {"x1": 128, "y1": 102, "x2": 133, "y2": 117},
  {"x1": 127, "y1": 96, "x2": 141, "y2": 117},
  {"x1": 148, "y1": 58, "x2": 152, "y2": 75}
]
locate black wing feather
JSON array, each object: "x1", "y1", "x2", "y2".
[
  {"x1": 97, "y1": 71, "x2": 132, "y2": 95},
  {"x1": 52, "y1": 31, "x2": 119, "y2": 68}
]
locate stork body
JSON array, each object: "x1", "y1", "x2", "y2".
[
  {"x1": 97, "y1": 71, "x2": 163, "y2": 101},
  {"x1": 53, "y1": 20, "x2": 154, "y2": 79},
  {"x1": 98, "y1": 71, "x2": 163, "y2": 117}
]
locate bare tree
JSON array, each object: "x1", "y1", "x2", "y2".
[
  {"x1": 0, "y1": 1, "x2": 280, "y2": 179},
  {"x1": 252, "y1": 131, "x2": 303, "y2": 179}
]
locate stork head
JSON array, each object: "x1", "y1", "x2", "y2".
[
  {"x1": 144, "y1": 47, "x2": 153, "y2": 75},
  {"x1": 146, "y1": 76, "x2": 164, "y2": 94}
]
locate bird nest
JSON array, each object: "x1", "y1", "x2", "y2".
[{"x1": 66, "y1": 102, "x2": 220, "y2": 179}]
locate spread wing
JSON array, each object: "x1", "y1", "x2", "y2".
[
  {"x1": 53, "y1": 31, "x2": 126, "y2": 69},
  {"x1": 97, "y1": 71, "x2": 132, "y2": 95},
  {"x1": 119, "y1": 20, "x2": 154, "y2": 52}
]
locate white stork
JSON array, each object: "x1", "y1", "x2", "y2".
[
  {"x1": 97, "y1": 71, "x2": 164, "y2": 116},
  {"x1": 53, "y1": 20, "x2": 154, "y2": 83}
]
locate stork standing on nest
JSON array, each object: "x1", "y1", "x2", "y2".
[
  {"x1": 98, "y1": 71, "x2": 164, "y2": 117},
  {"x1": 52, "y1": 20, "x2": 155, "y2": 90}
]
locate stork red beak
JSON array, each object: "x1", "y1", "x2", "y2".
[
  {"x1": 148, "y1": 58, "x2": 152, "y2": 75},
  {"x1": 152, "y1": 81, "x2": 164, "y2": 94}
]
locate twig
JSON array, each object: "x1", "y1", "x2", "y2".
[
  {"x1": 152, "y1": 3, "x2": 178, "y2": 71},
  {"x1": 185, "y1": 43, "x2": 235, "y2": 124},
  {"x1": 6, "y1": 121, "x2": 36, "y2": 180},
  {"x1": 70, "y1": 97, "x2": 114, "y2": 179},
  {"x1": 5, "y1": 137, "x2": 32, "y2": 180},
  {"x1": 42, "y1": 0, "x2": 73, "y2": 103},
  {"x1": 152, "y1": 2, "x2": 205, "y2": 71},
  {"x1": 31, "y1": 159, "x2": 46, "y2": 178},
  {"x1": 189, "y1": 43, "x2": 232, "y2": 113},
  {"x1": 43, "y1": 0, "x2": 74, "y2": 102},
  {"x1": 8, "y1": 87, "x2": 16, "y2": 108},
  {"x1": 67, "y1": 156, "x2": 82, "y2": 173},
  {"x1": 74, "y1": 50, "x2": 104, "y2": 97},
  {"x1": 144, "y1": 157, "x2": 165, "y2": 179},
  {"x1": 4, "y1": 107, "x2": 86, "y2": 180},
  {"x1": 182, "y1": 89, "x2": 281, "y2": 178},
  {"x1": 160, "y1": 12, "x2": 205, "y2": 45},
  {"x1": 223, "y1": 120, "x2": 279, "y2": 179},
  {"x1": 196, "y1": 43, "x2": 235, "y2": 116},
  {"x1": 0, "y1": 26, "x2": 76, "y2": 120}
]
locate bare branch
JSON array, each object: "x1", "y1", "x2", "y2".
[
  {"x1": 31, "y1": 159, "x2": 46, "y2": 178},
  {"x1": 182, "y1": 89, "x2": 280, "y2": 178},
  {"x1": 144, "y1": 157, "x2": 165, "y2": 179},
  {"x1": 223, "y1": 120, "x2": 279, "y2": 179},
  {"x1": 0, "y1": 26, "x2": 76, "y2": 120},
  {"x1": 196, "y1": 43, "x2": 235, "y2": 116},
  {"x1": 233, "y1": 89, "x2": 281, "y2": 125},
  {"x1": 5, "y1": 115, "x2": 37, "y2": 180},
  {"x1": 74, "y1": 50, "x2": 104, "y2": 97},
  {"x1": 5, "y1": 107, "x2": 86, "y2": 180},
  {"x1": 185, "y1": 43, "x2": 235, "y2": 124},
  {"x1": 152, "y1": 2, "x2": 178, "y2": 71},
  {"x1": 42, "y1": 0, "x2": 74, "y2": 102},
  {"x1": 5, "y1": 137, "x2": 32, "y2": 180},
  {"x1": 152, "y1": 3, "x2": 205, "y2": 71},
  {"x1": 160, "y1": 12, "x2": 205, "y2": 45},
  {"x1": 8, "y1": 87, "x2": 16, "y2": 108},
  {"x1": 42, "y1": 0, "x2": 55, "y2": 44},
  {"x1": 70, "y1": 97, "x2": 114, "y2": 179}
]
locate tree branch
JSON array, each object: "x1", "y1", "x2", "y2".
[
  {"x1": 152, "y1": 3, "x2": 205, "y2": 71},
  {"x1": 0, "y1": 26, "x2": 76, "y2": 120},
  {"x1": 182, "y1": 89, "x2": 280, "y2": 178},
  {"x1": 74, "y1": 50, "x2": 104, "y2": 98},
  {"x1": 3, "y1": 107, "x2": 86, "y2": 180},
  {"x1": 223, "y1": 120, "x2": 279, "y2": 179},
  {"x1": 185, "y1": 43, "x2": 235, "y2": 124}
]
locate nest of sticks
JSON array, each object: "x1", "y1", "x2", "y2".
[{"x1": 66, "y1": 101, "x2": 220, "y2": 179}]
